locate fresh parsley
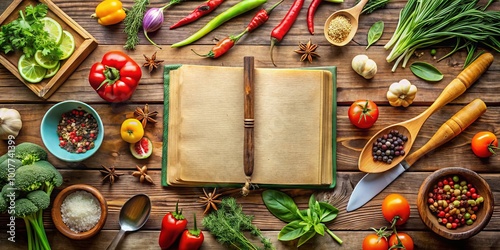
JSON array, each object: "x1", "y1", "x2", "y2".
[{"x1": 0, "y1": 4, "x2": 62, "y2": 60}]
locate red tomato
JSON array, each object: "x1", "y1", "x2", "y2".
[
  {"x1": 382, "y1": 194, "x2": 410, "y2": 226},
  {"x1": 389, "y1": 233, "x2": 414, "y2": 250},
  {"x1": 471, "y1": 131, "x2": 498, "y2": 158},
  {"x1": 348, "y1": 100, "x2": 379, "y2": 129},
  {"x1": 362, "y1": 234, "x2": 388, "y2": 250}
]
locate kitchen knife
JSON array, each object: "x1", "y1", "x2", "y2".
[{"x1": 347, "y1": 99, "x2": 487, "y2": 212}]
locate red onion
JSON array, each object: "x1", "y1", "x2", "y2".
[{"x1": 143, "y1": 7, "x2": 165, "y2": 49}]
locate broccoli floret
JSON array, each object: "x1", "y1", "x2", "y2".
[
  {"x1": 36, "y1": 160, "x2": 63, "y2": 193},
  {"x1": 0, "y1": 158, "x2": 22, "y2": 183},
  {"x1": 14, "y1": 162, "x2": 55, "y2": 192},
  {"x1": 0, "y1": 153, "x2": 7, "y2": 165},
  {"x1": 2, "y1": 183, "x2": 20, "y2": 200},
  {"x1": 0, "y1": 194, "x2": 6, "y2": 213},
  {"x1": 26, "y1": 190, "x2": 50, "y2": 211},
  {"x1": 14, "y1": 198, "x2": 51, "y2": 250},
  {"x1": 14, "y1": 142, "x2": 48, "y2": 165}
]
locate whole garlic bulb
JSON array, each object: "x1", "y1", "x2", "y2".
[
  {"x1": 0, "y1": 108, "x2": 22, "y2": 140},
  {"x1": 352, "y1": 54, "x2": 377, "y2": 79}
]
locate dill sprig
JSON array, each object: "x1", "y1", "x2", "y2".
[
  {"x1": 123, "y1": 0, "x2": 149, "y2": 50},
  {"x1": 202, "y1": 197, "x2": 274, "y2": 250}
]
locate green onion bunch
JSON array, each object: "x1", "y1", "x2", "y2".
[{"x1": 385, "y1": 0, "x2": 500, "y2": 71}]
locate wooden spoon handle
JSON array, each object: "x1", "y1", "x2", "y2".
[
  {"x1": 429, "y1": 53, "x2": 493, "y2": 112},
  {"x1": 405, "y1": 99, "x2": 487, "y2": 166},
  {"x1": 243, "y1": 56, "x2": 255, "y2": 177},
  {"x1": 350, "y1": 0, "x2": 369, "y2": 14}
]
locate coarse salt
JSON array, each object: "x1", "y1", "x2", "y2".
[{"x1": 60, "y1": 190, "x2": 101, "y2": 233}]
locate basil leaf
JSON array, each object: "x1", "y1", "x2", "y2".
[
  {"x1": 410, "y1": 61, "x2": 444, "y2": 82},
  {"x1": 318, "y1": 202, "x2": 339, "y2": 223},
  {"x1": 262, "y1": 190, "x2": 300, "y2": 222},
  {"x1": 297, "y1": 229, "x2": 316, "y2": 247},
  {"x1": 278, "y1": 220, "x2": 309, "y2": 241},
  {"x1": 366, "y1": 21, "x2": 384, "y2": 49}
]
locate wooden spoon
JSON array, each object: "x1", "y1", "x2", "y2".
[
  {"x1": 324, "y1": 0, "x2": 369, "y2": 46},
  {"x1": 359, "y1": 53, "x2": 494, "y2": 173}
]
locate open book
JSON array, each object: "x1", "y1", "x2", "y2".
[{"x1": 162, "y1": 64, "x2": 337, "y2": 188}]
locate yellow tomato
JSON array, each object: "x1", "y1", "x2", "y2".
[{"x1": 121, "y1": 118, "x2": 144, "y2": 143}]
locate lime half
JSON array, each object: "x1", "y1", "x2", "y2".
[
  {"x1": 35, "y1": 50, "x2": 59, "y2": 69},
  {"x1": 41, "y1": 17, "x2": 63, "y2": 44},
  {"x1": 44, "y1": 61, "x2": 60, "y2": 78},
  {"x1": 59, "y1": 30, "x2": 75, "y2": 60},
  {"x1": 18, "y1": 54, "x2": 47, "y2": 83}
]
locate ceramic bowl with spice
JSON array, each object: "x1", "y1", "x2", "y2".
[
  {"x1": 41, "y1": 100, "x2": 104, "y2": 162},
  {"x1": 52, "y1": 184, "x2": 108, "y2": 240},
  {"x1": 417, "y1": 167, "x2": 494, "y2": 240}
]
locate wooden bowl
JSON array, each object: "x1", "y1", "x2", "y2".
[
  {"x1": 51, "y1": 184, "x2": 107, "y2": 240},
  {"x1": 417, "y1": 167, "x2": 494, "y2": 240}
]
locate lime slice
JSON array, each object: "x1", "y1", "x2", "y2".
[
  {"x1": 59, "y1": 30, "x2": 75, "y2": 60},
  {"x1": 44, "y1": 61, "x2": 60, "y2": 78},
  {"x1": 18, "y1": 54, "x2": 47, "y2": 83},
  {"x1": 41, "y1": 17, "x2": 63, "y2": 44},
  {"x1": 35, "y1": 50, "x2": 59, "y2": 69}
]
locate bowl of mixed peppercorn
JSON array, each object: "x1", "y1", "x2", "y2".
[
  {"x1": 417, "y1": 167, "x2": 494, "y2": 240},
  {"x1": 41, "y1": 100, "x2": 104, "y2": 162}
]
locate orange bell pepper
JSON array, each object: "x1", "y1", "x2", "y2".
[{"x1": 91, "y1": 0, "x2": 126, "y2": 26}]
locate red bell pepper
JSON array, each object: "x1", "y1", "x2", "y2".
[
  {"x1": 159, "y1": 201, "x2": 187, "y2": 249},
  {"x1": 178, "y1": 214, "x2": 204, "y2": 250},
  {"x1": 89, "y1": 51, "x2": 142, "y2": 102}
]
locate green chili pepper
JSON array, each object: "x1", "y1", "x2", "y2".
[{"x1": 171, "y1": 0, "x2": 267, "y2": 48}]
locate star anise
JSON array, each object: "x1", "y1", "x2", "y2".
[
  {"x1": 134, "y1": 104, "x2": 158, "y2": 128},
  {"x1": 132, "y1": 165, "x2": 154, "y2": 184},
  {"x1": 294, "y1": 39, "x2": 320, "y2": 63},
  {"x1": 100, "y1": 165, "x2": 123, "y2": 185},
  {"x1": 143, "y1": 52, "x2": 164, "y2": 73},
  {"x1": 198, "y1": 188, "x2": 222, "y2": 214}
]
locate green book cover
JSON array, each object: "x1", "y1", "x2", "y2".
[{"x1": 161, "y1": 64, "x2": 337, "y2": 189}]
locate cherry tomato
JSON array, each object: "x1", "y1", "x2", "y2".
[
  {"x1": 382, "y1": 194, "x2": 410, "y2": 226},
  {"x1": 362, "y1": 234, "x2": 388, "y2": 250},
  {"x1": 121, "y1": 118, "x2": 144, "y2": 143},
  {"x1": 389, "y1": 232, "x2": 414, "y2": 250},
  {"x1": 348, "y1": 100, "x2": 379, "y2": 129},
  {"x1": 471, "y1": 131, "x2": 498, "y2": 158}
]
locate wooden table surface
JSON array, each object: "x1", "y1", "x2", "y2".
[{"x1": 1, "y1": 0, "x2": 500, "y2": 249}]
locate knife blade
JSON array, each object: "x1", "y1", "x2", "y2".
[{"x1": 347, "y1": 99, "x2": 487, "y2": 212}]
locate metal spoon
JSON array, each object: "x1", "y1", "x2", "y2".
[
  {"x1": 107, "y1": 194, "x2": 152, "y2": 250},
  {"x1": 324, "y1": 0, "x2": 369, "y2": 46}
]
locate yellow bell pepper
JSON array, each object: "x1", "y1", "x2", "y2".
[{"x1": 91, "y1": 0, "x2": 126, "y2": 26}]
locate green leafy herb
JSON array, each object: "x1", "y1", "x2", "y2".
[
  {"x1": 366, "y1": 21, "x2": 384, "y2": 49},
  {"x1": 262, "y1": 190, "x2": 342, "y2": 247},
  {"x1": 123, "y1": 0, "x2": 150, "y2": 50},
  {"x1": 385, "y1": 0, "x2": 500, "y2": 72},
  {"x1": 0, "y1": 4, "x2": 61, "y2": 60},
  {"x1": 410, "y1": 62, "x2": 443, "y2": 82},
  {"x1": 202, "y1": 197, "x2": 274, "y2": 250},
  {"x1": 357, "y1": 0, "x2": 391, "y2": 14}
]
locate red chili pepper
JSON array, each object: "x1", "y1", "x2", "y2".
[
  {"x1": 192, "y1": 0, "x2": 284, "y2": 59},
  {"x1": 178, "y1": 214, "x2": 204, "y2": 250},
  {"x1": 270, "y1": 0, "x2": 304, "y2": 66},
  {"x1": 170, "y1": 0, "x2": 225, "y2": 29},
  {"x1": 307, "y1": 0, "x2": 322, "y2": 34},
  {"x1": 245, "y1": 0, "x2": 284, "y2": 32},
  {"x1": 88, "y1": 51, "x2": 142, "y2": 103},
  {"x1": 158, "y1": 202, "x2": 188, "y2": 250}
]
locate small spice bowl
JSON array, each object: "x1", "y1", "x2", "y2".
[
  {"x1": 417, "y1": 167, "x2": 494, "y2": 240},
  {"x1": 52, "y1": 184, "x2": 108, "y2": 240},
  {"x1": 41, "y1": 100, "x2": 104, "y2": 162}
]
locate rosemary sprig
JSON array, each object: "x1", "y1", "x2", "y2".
[{"x1": 124, "y1": 0, "x2": 149, "y2": 50}]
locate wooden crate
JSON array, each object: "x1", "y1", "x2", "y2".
[{"x1": 0, "y1": 0, "x2": 98, "y2": 99}]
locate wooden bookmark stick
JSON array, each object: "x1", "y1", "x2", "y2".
[{"x1": 242, "y1": 56, "x2": 255, "y2": 196}]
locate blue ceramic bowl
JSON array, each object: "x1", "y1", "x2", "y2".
[{"x1": 41, "y1": 100, "x2": 104, "y2": 162}]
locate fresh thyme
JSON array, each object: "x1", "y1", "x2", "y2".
[{"x1": 123, "y1": 0, "x2": 150, "y2": 50}]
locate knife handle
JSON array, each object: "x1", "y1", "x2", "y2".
[{"x1": 405, "y1": 99, "x2": 487, "y2": 166}]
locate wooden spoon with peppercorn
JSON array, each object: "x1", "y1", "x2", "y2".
[
  {"x1": 358, "y1": 53, "x2": 493, "y2": 173},
  {"x1": 323, "y1": 0, "x2": 368, "y2": 46}
]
